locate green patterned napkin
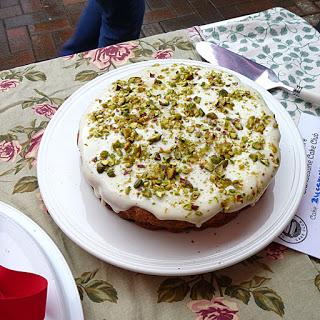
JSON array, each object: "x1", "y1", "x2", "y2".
[{"x1": 201, "y1": 7, "x2": 320, "y2": 122}]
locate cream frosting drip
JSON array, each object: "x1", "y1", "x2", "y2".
[{"x1": 78, "y1": 63, "x2": 280, "y2": 227}]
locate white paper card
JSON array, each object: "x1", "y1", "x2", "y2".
[{"x1": 276, "y1": 112, "x2": 320, "y2": 258}]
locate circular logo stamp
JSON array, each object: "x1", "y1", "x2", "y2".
[{"x1": 279, "y1": 215, "x2": 308, "y2": 244}]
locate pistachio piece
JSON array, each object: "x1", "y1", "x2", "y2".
[
  {"x1": 191, "y1": 190, "x2": 200, "y2": 199},
  {"x1": 270, "y1": 144, "x2": 278, "y2": 153},
  {"x1": 204, "y1": 160, "x2": 214, "y2": 172},
  {"x1": 112, "y1": 140, "x2": 124, "y2": 150},
  {"x1": 181, "y1": 166, "x2": 192, "y2": 174},
  {"x1": 260, "y1": 159, "x2": 270, "y2": 166},
  {"x1": 96, "y1": 162, "x2": 105, "y2": 174},
  {"x1": 219, "y1": 89, "x2": 228, "y2": 97},
  {"x1": 234, "y1": 121, "x2": 243, "y2": 130},
  {"x1": 118, "y1": 97, "x2": 125, "y2": 105},
  {"x1": 206, "y1": 112, "x2": 218, "y2": 119},
  {"x1": 155, "y1": 191, "x2": 165, "y2": 198},
  {"x1": 193, "y1": 96, "x2": 201, "y2": 104},
  {"x1": 210, "y1": 155, "x2": 221, "y2": 164},
  {"x1": 256, "y1": 124, "x2": 265, "y2": 133},
  {"x1": 166, "y1": 167, "x2": 176, "y2": 179},
  {"x1": 122, "y1": 127, "x2": 131, "y2": 138},
  {"x1": 249, "y1": 153, "x2": 258, "y2": 162},
  {"x1": 174, "y1": 150, "x2": 181, "y2": 160},
  {"x1": 124, "y1": 142, "x2": 131, "y2": 150},
  {"x1": 134, "y1": 145, "x2": 141, "y2": 157},
  {"x1": 246, "y1": 116, "x2": 255, "y2": 129},
  {"x1": 210, "y1": 174, "x2": 216, "y2": 183},
  {"x1": 187, "y1": 126, "x2": 195, "y2": 133},
  {"x1": 229, "y1": 132, "x2": 237, "y2": 139},
  {"x1": 221, "y1": 159, "x2": 229, "y2": 168},
  {"x1": 159, "y1": 99, "x2": 169, "y2": 106},
  {"x1": 142, "y1": 189, "x2": 152, "y2": 198},
  {"x1": 100, "y1": 150, "x2": 109, "y2": 159},
  {"x1": 115, "y1": 149, "x2": 123, "y2": 157},
  {"x1": 133, "y1": 179, "x2": 143, "y2": 189},
  {"x1": 252, "y1": 142, "x2": 263, "y2": 150},
  {"x1": 215, "y1": 164, "x2": 224, "y2": 177},
  {"x1": 198, "y1": 108, "x2": 205, "y2": 117},
  {"x1": 148, "y1": 133, "x2": 161, "y2": 144},
  {"x1": 107, "y1": 168, "x2": 116, "y2": 177},
  {"x1": 125, "y1": 186, "x2": 131, "y2": 195},
  {"x1": 241, "y1": 136, "x2": 248, "y2": 143}
]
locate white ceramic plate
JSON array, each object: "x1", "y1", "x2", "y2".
[
  {"x1": 38, "y1": 59, "x2": 306, "y2": 276},
  {"x1": 0, "y1": 201, "x2": 84, "y2": 320}
]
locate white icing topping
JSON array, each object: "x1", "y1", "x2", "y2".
[{"x1": 78, "y1": 63, "x2": 280, "y2": 226}]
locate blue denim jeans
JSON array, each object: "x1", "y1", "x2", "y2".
[{"x1": 59, "y1": 0, "x2": 145, "y2": 56}]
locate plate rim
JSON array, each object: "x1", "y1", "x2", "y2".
[
  {"x1": 0, "y1": 201, "x2": 84, "y2": 319},
  {"x1": 38, "y1": 59, "x2": 307, "y2": 275}
]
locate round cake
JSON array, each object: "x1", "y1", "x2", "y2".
[{"x1": 78, "y1": 62, "x2": 280, "y2": 232}]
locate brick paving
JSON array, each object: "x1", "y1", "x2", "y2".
[{"x1": 0, "y1": 0, "x2": 319, "y2": 70}]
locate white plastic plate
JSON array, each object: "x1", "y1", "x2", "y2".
[
  {"x1": 0, "y1": 201, "x2": 84, "y2": 319},
  {"x1": 38, "y1": 59, "x2": 306, "y2": 275}
]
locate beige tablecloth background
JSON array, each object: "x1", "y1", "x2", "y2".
[{"x1": 0, "y1": 7, "x2": 319, "y2": 320}]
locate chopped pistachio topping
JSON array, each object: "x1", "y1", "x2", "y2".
[{"x1": 85, "y1": 63, "x2": 280, "y2": 213}]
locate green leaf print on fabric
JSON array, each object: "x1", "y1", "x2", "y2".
[
  {"x1": 18, "y1": 89, "x2": 66, "y2": 114},
  {"x1": 24, "y1": 70, "x2": 47, "y2": 82},
  {"x1": 13, "y1": 176, "x2": 38, "y2": 194},
  {"x1": 84, "y1": 280, "x2": 118, "y2": 303},
  {"x1": 157, "y1": 278, "x2": 189, "y2": 303},
  {"x1": 224, "y1": 286, "x2": 250, "y2": 304},
  {"x1": 75, "y1": 269, "x2": 118, "y2": 303},
  {"x1": 0, "y1": 66, "x2": 46, "y2": 83},
  {"x1": 190, "y1": 279, "x2": 215, "y2": 300},
  {"x1": 221, "y1": 275, "x2": 284, "y2": 316},
  {"x1": 252, "y1": 288, "x2": 285, "y2": 316},
  {"x1": 175, "y1": 40, "x2": 194, "y2": 51},
  {"x1": 75, "y1": 70, "x2": 99, "y2": 82},
  {"x1": 159, "y1": 244, "x2": 287, "y2": 316}
]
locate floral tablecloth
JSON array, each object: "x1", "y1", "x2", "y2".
[{"x1": 1, "y1": 7, "x2": 320, "y2": 320}]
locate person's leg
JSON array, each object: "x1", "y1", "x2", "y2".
[
  {"x1": 59, "y1": 0, "x2": 102, "y2": 56},
  {"x1": 97, "y1": 0, "x2": 145, "y2": 47}
]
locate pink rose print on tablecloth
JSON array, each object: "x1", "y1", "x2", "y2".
[
  {"x1": 0, "y1": 79, "x2": 20, "y2": 92},
  {"x1": 264, "y1": 242, "x2": 287, "y2": 260},
  {"x1": 84, "y1": 43, "x2": 137, "y2": 70},
  {"x1": 188, "y1": 297, "x2": 239, "y2": 320},
  {"x1": 33, "y1": 103, "x2": 57, "y2": 119},
  {"x1": 25, "y1": 129, "x2": 44, "y2": 166},
  {"x1": 153, "y1": 49, "x2": 173, "y2": 59},
  {"x1": 0, "y1": 140, "x2": 21, "y2": 162}
]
